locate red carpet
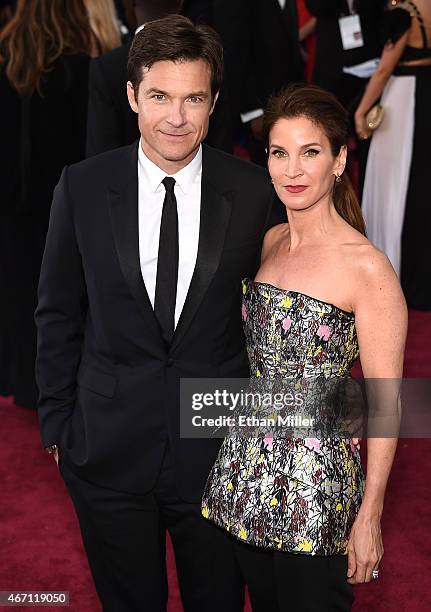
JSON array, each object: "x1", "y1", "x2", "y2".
[{"x1": 1, "y1": 309, "x2": 430, "y2": 611}]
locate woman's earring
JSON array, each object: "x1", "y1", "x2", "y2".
[{"x1": 335, "y1": 174, "x2": 342, "y2": 183}]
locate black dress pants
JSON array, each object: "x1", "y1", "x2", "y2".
[
  {"x1": 59, "y1": 444, "x2": 244, "y2": 612},
  {"x1": 233, "y1": 540, "x2": 354, "y2": 612}
]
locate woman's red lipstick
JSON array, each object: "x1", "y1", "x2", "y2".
[{"x1": 285, "y1": 185, "x2": 308, "y2": 193}]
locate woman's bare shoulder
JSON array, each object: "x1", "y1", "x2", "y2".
[
  {"x1": 338, "y1": 227, "x2": 390, "y2": 275},
  {"x1": 350, "y1": 242, "x2": 395, "y2": 280},
  {"x1": 347, "y1": 242, "x2": 407, "y2": 314}
]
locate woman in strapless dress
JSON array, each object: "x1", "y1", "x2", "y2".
[{"x1": 202, "y1": 84, "x2": 407, "y2": 611}]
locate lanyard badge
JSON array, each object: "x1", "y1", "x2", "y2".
[{"x1": 339, "y1": 13, "x2": 364, "y2": 50}]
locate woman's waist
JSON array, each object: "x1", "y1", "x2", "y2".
[
  {"x1": 395, "y1": 62, "x2": 431, "y2": 76},
  {"x1": 221, "y1": 436, "x2": 365, "y2": 488},
  {"x1": 223, "y1": 432, "x2": 363, "y2": 459},
  {"x1": 400, "y1": 45, "x2": 431, "y2": 63}
]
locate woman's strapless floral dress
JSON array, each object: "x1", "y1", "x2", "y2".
[{"x1": 202, "y1": 278, "x2": 365, "y2": 556}]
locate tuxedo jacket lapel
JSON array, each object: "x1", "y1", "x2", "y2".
[
  {"x1": 108, "y1": 143, "x2": 233, "y2": 354},
  {"x1": 171, "y1": 146, "x2": 233, "y2": 352},
  {"x1": 108, "y1": 142, "x2": 165, "y2": 353}
]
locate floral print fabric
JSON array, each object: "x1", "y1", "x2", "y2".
[{"x1": 202, "y1": 278, "x2": 365, "y2": 555}]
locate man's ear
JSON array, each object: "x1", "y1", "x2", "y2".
[
  {"x1": 127, "y1": 81, "x2": 139, "y2": 114},
  {"x1": 209, "y1": 90, "x2": 220, "y2": 115}
]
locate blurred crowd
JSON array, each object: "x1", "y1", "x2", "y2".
[{"x1": 1, "y1": 0, "x2": 430, "y2": 408}]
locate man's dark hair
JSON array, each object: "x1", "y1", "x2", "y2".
[{"x1": 127, "y1": 14, "x2": 223, "y2": 101}]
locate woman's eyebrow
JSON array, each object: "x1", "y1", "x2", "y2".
[{"x1": 269, "y1": 142, "x2": 322, "y2": 150}]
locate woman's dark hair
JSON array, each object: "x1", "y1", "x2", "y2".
[
  {"x1": 127, "y1": 14, "x2": 223, "y2": 101},
  {"x1": 263, "y1": 83, "x2": 366, "y2": 236},
  {"x1": 0, "y1": 0, "x2": 94, "y2": 96}
]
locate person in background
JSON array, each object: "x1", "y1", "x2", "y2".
[
  {"x1": 305, "y1": 0, "x2": 387, "y2": 192},
  {"x1": 0, "y1": 0, "x2": 94, "y2": 408},
  {"x1": 182, "y1": 0, "x2": 213, "y2": 24},
  {"x1": 84, "y1": 0, "x2": 122, "y2": 56},
  {"x1": 117, "y1": 0, "x2": 213, "y2": 33},
  {"x1": 0, "y1": 0, "x2": 16, "y2": 399},
  {"x1": 115, "y1": 0, "x2": 135, "y2": 33},
  {"x1": 297, "y1": 0, "x2": 317, "y2": 80},
  {"x1": 356, "y1": 0, "x2": 431, "y2": 310},
  {"x1": 214, "y1": 0, "x2": 305, "y2": 166}
]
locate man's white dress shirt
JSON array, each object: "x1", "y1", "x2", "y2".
[{"x1": 137, "y1": 143, "x2": 202, "y2": 328}]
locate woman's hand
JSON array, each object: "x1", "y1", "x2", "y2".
[
  {"x1": 355, "y1": 111, "x2": 371, "y2": 141},
  {"x1": 352, "y1": 437, "x2": 361, "y2": 450},
  {"x1": 346, "y1": 511, "x2": 384, "y2": 584}
]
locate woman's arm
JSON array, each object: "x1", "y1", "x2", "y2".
[
  {"x1": 355, "y1": 31, "x2": 409, "y2": 139},
  {"x1": 299, "y1": 17, "x2": 317, "y2": 42},
  {"x1": 347, "y1": 246, "x2": 407, "y2": 584}
]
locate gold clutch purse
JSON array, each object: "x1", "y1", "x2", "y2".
[{"x1": 365, "y1": 103, "x2": 384, "y2": 131}]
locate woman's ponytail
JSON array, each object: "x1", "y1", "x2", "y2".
[{"x1": 334, "y1": 173, "x2": 366, "y2": 236}]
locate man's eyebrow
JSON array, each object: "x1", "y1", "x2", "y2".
[
  {"x1": 143, "y1": 88, "x2": 210, "y2": 98},
  {"x1": 144, "y1": 87, "x2": 169, "y2": 96},
  {"x1": 187, "y1": 90, "x2": 210, "y2": 98}
]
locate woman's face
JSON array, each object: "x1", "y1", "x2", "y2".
[{"x1": 268, "y1": 116, "x2": 346, "y2": 212}]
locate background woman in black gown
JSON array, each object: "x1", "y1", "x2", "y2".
[
  {"x1": 356, "y1": 0, "x2": 431, "y2": 310},
  {"x1": 0, "y1": 0, "x2": 95, "y2": 407}
]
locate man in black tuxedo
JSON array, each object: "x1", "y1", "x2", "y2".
[
  {"x1": 86, "y1": 0, "x2": 232, "y2": 157},
  {"x1": 36, "y1": 15, "x2": 284, "y2": 612},
  {"x1": 213, "y1": 0, "x2": 304, "y2": 165}
]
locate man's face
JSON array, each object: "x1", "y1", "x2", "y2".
[{"x1": 127, "y1": 59, "x2": 217, "y2": 173}]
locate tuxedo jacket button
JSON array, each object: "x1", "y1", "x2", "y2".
[{"x1": 166, "y1": 358, "x2": 174, "y2": 367}]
